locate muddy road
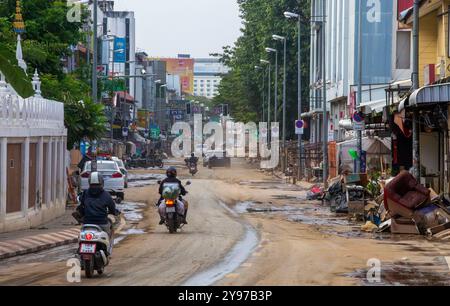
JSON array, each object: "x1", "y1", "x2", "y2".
[{"x1": 1, "y1": 159, "x2": 450, "y2": 286}]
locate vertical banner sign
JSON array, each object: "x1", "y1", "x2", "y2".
[
  {"x1": 356, "y1": 0, "x2": 393, "y2": 84},
  {"x1": 113, "y1": 37, "x2": 127, "y2": 63}
]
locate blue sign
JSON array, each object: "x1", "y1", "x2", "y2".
[
  {"x1": 113, "y1": 37, "x2": 127, "y2": 63},
  {"x1": 355, "y1": 0, "x2": 393, "y2": 84}
]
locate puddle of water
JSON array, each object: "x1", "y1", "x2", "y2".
[
  {"x1": 345, "y1": 258, "x2": 450, "y2": 286},
  {"x1": 183, "y1": 223, "x2": 259, "y2": 286},
  {"x1": 127, "y1": 180, "x2": 159, "y2": 188},
  {"x1": 116, "y1": 202, "x2": 145, "y2": 222},
  {"x1": 114, "y1": 201, "x2": 147, "y2": 245},
  {"x1": 122, "y1": 228, "x2": 146, "y2": 235},
  {"x1": 128, "y1": 173, "x2": 166, "y2": 182}
]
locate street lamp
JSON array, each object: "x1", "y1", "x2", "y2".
[
  {"x1": 284, "y1": 10, "x2": 304, "y2": 179},
  {"x1": 260, "y1": 60, "x2": 271, "y2": 129},
  {"x1": 255, "y1": 66, "x2": 266, "y2": 122},
  {"x1": 272, "y1": 34, "x2": 287, "y2": 172},
  {"x1": 265, "y1": 47, "x2": 278, "y2": 123}
]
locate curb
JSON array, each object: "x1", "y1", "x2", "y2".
[{"x1": 0, "y1": 228, "x2": 79, "y2": 260}]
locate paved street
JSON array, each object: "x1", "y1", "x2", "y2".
[{"x1": 1, "y1": 159, "x2": 450, "y2": 286}]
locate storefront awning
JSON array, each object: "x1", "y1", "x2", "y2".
[{"x1": 409, "y1": 83, "x2": 450, "y2": 107}]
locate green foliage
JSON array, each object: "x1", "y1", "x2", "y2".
[
  {"x1": 0, "y1": 0, "x2": 106, "y2": 148},
  {"x1": 0, "y1": 43, "x2": 34, "y2": 97},
  {"x1": 214, "y1": 0, "x2": 311, "y2": 136},
  {"x1": 64, "y1": 100, "x2": 107, "y2": 151}
]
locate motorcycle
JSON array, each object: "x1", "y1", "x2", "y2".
[
  {"x1": 158, "y1": 181, "x2": 191, "y2": 234},
  {"x1": 74, "y1": 194, "x2": 121, "y2": 278},
  {"x1": 188, "y1": 162, "x2": 198, "y2": 176}
]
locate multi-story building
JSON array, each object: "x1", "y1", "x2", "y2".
[
  {"x1": 399, "y1": 0, "x2": 450, "y2": 194},
  {"x1": 193, "y1": 58, "x2": 229, "y2": 99},
  {"x1": 308, "y1": 0, "x2": 410, "y2": 177}
]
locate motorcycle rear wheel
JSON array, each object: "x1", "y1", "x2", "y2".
[
  {"x1": 167, "y1": 218, "x2": 177, "y2": 234},
  {"x1": 85, "y1": 259, "x2": 94, "y2": 278}
]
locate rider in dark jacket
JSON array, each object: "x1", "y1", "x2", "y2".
[
  {"x1": 78, "y1": 172, "x2": 120, "y2": 237},
  {"x1": 158, "y1": 167, "x2": 188, "y2": 224}
]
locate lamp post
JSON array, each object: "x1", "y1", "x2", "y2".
[
  {"x1": 260, "y1": 59, "x2": 271, "y2": 127},
  {"x1": 92, "y1": 0, "x2": 98, "y2": 104},
  {"x1": 412, "y1": 0, "x2": 420, "y2": 179},
  {"x1": 322, "y1": 0, "x2": 328, "y2": 186},
  {"x1": 285, "y1": 11, "x2": 304, "y2": 179},
  {"x1": 265, "y1": 47, "x2": 278, "y2": 122},
  {"x1": 133, "y1": 66, "x2": 146, "y2": 123},
  {"x1": 255, "y1": 65, "x2": 266, "y2": 122},
  {"x1": 356, "y1": 0, "x2": 363, "y2": 174},
  {"x1": 273, "y1": 34, "x2": 287, "y2": 172}
]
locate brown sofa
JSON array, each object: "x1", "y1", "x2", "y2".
[{"x1": 384, "y1": 171, "x2": 430, "y2": 218}]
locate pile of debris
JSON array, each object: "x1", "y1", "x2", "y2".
[{"x1": 315, "y1": 170, "x2": 450, "y2": 239}]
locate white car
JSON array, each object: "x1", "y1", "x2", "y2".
[
  {"x1": 80, "y1": 160, "x2": 125, "y2": 202},
  {"x1": 111, "y1": 157, "x2": 128, "y2": 188}
]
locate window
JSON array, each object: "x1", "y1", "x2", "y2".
[{"x1": 396, "y1": 31, "x2": 411, "y2": 70}]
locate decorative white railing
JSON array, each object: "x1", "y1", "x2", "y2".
[{"x1": 0, "y1": 93, "x2": 65, "y2": 130}]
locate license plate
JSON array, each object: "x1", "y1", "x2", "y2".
[
  {"x1": 166, "y1": 206, "x2": 176, "y2": 213},
  {"x1": 79, "y1": 243, "x2": 96, "y2": 254}
]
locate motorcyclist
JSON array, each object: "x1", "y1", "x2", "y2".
[
  {"x1": 157, "y1": 167, "x2": 188, "y2": 225},
  {"x1": 185, "y1": 153, "x2": 199, "y2": 168},
  {"x1": 77, "y1": 172, "x2": 120, "y2": 239}
]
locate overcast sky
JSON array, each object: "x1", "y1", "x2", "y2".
[{"x1": 114, "y1": 0, "x2": 242, "y2": 58}]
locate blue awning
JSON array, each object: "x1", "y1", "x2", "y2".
[{"x1": 409, "y1": 83, "x2": 450, "y2": 106}]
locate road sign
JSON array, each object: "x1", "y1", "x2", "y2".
[
  {"x1": 352, "y1": 111, "x2": 365, "y2": 131},
  {"x1": 295, "y1": 120, "x2": 304, "y2": 135}
]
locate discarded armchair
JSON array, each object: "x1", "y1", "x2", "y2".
[{"x1": 384, "y1": 171, "x2": 430, "y2": 218}]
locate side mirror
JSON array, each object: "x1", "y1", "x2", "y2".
[
  {"x1": 186, "y1": 181, "x2": 192, "y2": 186},
  {"x1": 157, "y1": 180, "x2": 161, "y2": 185}
]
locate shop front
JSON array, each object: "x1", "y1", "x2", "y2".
[{"x1": 408, "y1": 83, "x2": 450, "y2": 195}]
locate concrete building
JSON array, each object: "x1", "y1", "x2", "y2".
[
  {"x1": 308, "y1": 0, "x2": 409, "y2": 177},
  {"x1": 98, "y1": 1, "x2": 136, "y2": 103},
  {"x1": 193, "y1": 58, "x2": 229, "y2": 98},
  {"x1": 399, "y1": 0, "x2": 450, "y2": 194}
]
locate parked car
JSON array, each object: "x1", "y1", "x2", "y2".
[
  {"x1": 112, "y1": 157, "x2": 128, "y2": 188},
  {"x1": 80, "y1": 160, "x2": 125, "y2": 203},
  {"x1": 203, "y1": 150, "x2": 231, "y2": 168}
]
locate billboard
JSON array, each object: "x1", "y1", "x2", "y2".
[
  {"x1": 163, "y1": 58, "x2": 194, "y2": 95},
  {"x1": 355, "y1": 0, "x2": 393, "y2": 84},
  {"x1": 113, "y1": 37, "x2": 126, "y2": 63}
]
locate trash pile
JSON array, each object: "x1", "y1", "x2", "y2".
[{"x1": 312, "y1": 170, "x2": 450, "y2": 239}]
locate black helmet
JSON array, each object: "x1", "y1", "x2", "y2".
[
  {"x1": 191, "y1": 153, "x2": 195, "y2": 157},
  {"x1": 166, "y1": 166, "x2": 177, "y2": 178},
  {"x1": 88, "y1": 172, "x2": 104, "y2": 187}
]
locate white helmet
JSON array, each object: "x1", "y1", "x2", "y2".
[{"x1": 88, "y1": 172, "x2": 104, "y2": 187}]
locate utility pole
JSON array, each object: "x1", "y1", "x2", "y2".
[
  {"x1": 92, "y1": 0, "x2": 98, "y2": 104},
  {"x1": 282, "y1": 37, "x2": 287, "y2": 173},
  {"x1": 412, "y1": 0, "x2": 420, "y2": 179},
  {"x1": 322, "y1": 0, "x2": 328, "y2": 186},
  {"x1": 356, "y1": 0, "x2": 363, "y2": 173},
  {"x1": 297, "y1": 16, "x2": 303, "y2": 179}
]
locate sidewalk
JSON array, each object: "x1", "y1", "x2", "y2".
[{"x1": 0, "y1": 206, "x2": 80, "y2": 260}]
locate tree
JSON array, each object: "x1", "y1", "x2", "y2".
[
  {"x1": 213, "y1": 0, "x2": 311, "y2": 139},
  {"x1": 0, "y1": 0, "x2": 106, "y2": 148}
]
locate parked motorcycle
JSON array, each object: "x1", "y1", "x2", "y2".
[
  {"x1": 149, "y1": 158, "x2": 164, "y2": 168},
  {"x1": 158, "y1": 181, "x2": 191, "y2": 234}
]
